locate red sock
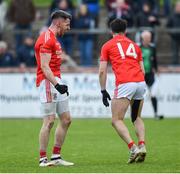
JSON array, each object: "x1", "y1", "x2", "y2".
[
  {"x1": 53, "y1": 145, "x2": 61, "y2": 155},
  {"x1": 40, "y1": 150, "x2": 46, "y2": 158},
  {"x1": 128, "y1": 141, "x2": 135, "y2": 149},
  {"x1": 138, "y1": 141, "x2": 145, "y2": 146}
]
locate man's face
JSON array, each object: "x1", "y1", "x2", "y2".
[
  {"x1": 116, "y1": 0, "x2": 124, "y2": 8},
  {"x1": 24, "y1": 37, "x2": 34, "y2": 46},
  {"x1": 58, "y1": 0, "x2": 68, "y2": 10},
  {"x1": 175, "y1": 3, "x2": 180, "y2": 14},
  {"x1": 0, "y1": 47, "x2": 6, "y2": 55},
  {"x1": 57, "y1": 18, "x2": 71, "y2": 36},
  {"x1": 143, "y1": 4, "x2": 150, "y2": 13},
  {"x1": 141, "y1": 32, "x2": 152, "y2": 45}
]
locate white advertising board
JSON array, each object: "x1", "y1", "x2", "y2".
[{"x1": 0, "y1": 73, "x2": 180, "y2": 118}]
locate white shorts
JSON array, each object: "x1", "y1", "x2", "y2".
[
  {"x1": 114, "y1": 81, "x2": 146, "y2": 100},
  {"x1": 37, "y1": 77, "x2": 69, "y2": 116},
  {"x1": 40, "y1": 100, "x2": 69, "y2": 116}
]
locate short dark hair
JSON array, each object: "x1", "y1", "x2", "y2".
[
  {"x1": 51, "y1": 10, "x2": 72, "y2": 21},
  {"x1": 110, "y1": 19, "x2": 127, "y2": 33}
]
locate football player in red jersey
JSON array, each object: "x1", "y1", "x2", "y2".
[
  {"x1": 99, "y1": 19, "x2": 147, "y2": 163},
  {"x1": 34, "y1": 10, "x2": 74, "y2": 167}
]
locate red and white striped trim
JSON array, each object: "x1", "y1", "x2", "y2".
[
  {"x1": 45, "y1": 80, "x2": 52, "y2": 103},
  {"x1": 114, "y1": 86, "x2": 118, "y2": 98},
  {"x1": 44, "y1": 30, "x2": 50, "y2": 43}
]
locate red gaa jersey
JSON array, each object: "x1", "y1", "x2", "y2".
[
  {"x1": 34, "y1": 29, "x2": 62, "y2": 87},
  {"x1": 100, "y1": 34, "x2": 144, "y2": 86}
]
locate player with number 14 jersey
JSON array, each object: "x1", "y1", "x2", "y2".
[
  {"x1": 100, "y1": 34, "x2": 144, "y2": 86},
  {"x1": 99, "y1": 19, "x2": 146, "y2": 164}
]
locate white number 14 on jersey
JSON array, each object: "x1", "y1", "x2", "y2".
[{"x1": 117, "y1": 42, "x2": 137, "y2": 59}]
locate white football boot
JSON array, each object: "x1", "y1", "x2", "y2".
[
  {"x1": 136, "y1": 144, "x2": 147, "y2": 162},
  {"x1": 50, "y1": 154, "x2": 74, "y2": 166},
  {"x1": 127, "y1": 144, "x2": 140, "y2": 164},
  {"x1": 39, "y1": 157, "x2": 53, "y2": 167}
]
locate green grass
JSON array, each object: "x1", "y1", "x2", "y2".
[
  {"x1": 5, "y1": 0, "x2": 105, "y2": 7},
  {"x1": 5, "y1": 0, "x2": 51, "y2": 7},
  {"x1": 0, "y1": 118, "x2": 180, "y2": 173},
  {"x1": 33, "y1": 0, "x2": 51, "y2": 7}
]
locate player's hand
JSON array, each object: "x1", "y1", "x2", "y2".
[
  {"x1": 101, "y1": 89, "x2": 111, "y2": 107},
  {"x1": 55, "y1": 83, "x2": 69, "y2": 96}
]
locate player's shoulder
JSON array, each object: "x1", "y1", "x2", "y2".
[
  {"x1": 37, "y1": 30, "x2": 54, "y2": 43},
  {"x1": 35, "y1": 30, "x2": 55, "y2": 49},
  {"x1": 129, "y1": 39, "x2": 141, "y2": 51},
  {"x1": 125, "y1": 36, "x2": 140, "y2": 47},
  {"x1": 44, "y1": 30, "x2": 55, "y2": 43},
  {"x1": 101, "y1": 38, "x2": 113, "y2": 50}
]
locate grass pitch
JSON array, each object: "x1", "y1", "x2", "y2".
[{"x1": 0, "y1": 118, "x2": 180, "y2": 173}]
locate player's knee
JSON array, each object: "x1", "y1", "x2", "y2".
[
  {"x1": 43, "y1": 116, "x2": 55, "y2": 130},
  {"x1": 47, "y1": 120, "x2": 55, "y2": 130},
  {"x1": 62, "y1": 117, "x2": 72, "y2": 127},
  {"x1": 111, "y1": 117, "x2": 119, "y2": 127},
  {"x1": 45, "y1": 118, "x2": 55, "y2": 130}
]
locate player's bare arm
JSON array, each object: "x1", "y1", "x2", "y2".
[
  {"x1": 40, "y1": 52, "x2": 58, "y2": 86},
  {"x1": 99, "y1": 61, "x2": 108, "y2": 90},
  {"x1": 139, "y1": 61, "x2": 145, "y2": 75},
  {"x1": 40, "y1": 52, "x2": 68, "y2": 95},
  {"x1": 99, "y1": 61, "x2": 111, "y2": 107}
]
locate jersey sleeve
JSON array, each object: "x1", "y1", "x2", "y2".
[
  {"x1": 100, "y1": 44, "x2": 109, "y2": 61},
  {"x1": 40, "y1": 38, "x2": 54, "y2": 54}
]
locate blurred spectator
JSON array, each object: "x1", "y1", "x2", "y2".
[
  {"x1": 107, "y1": 0, "x2": 134, "y2": 28},
  {"x1": 0, "y1": 41, "x2": 19, "y2": 67},
  {"x1": 0, "y1": 0, "x2": 7, "y2": 40},
  {"x1": 161, "y1": 0, "x2": 171, "y2": 16},
  {"x1": 75, "y1": 4, "x2": 94, "y2": 66},
  {"x1": 49, "y1": 0, "x2": 73, "y2": 13},
  {"x1": 136, "y1": 2, "x2": 159, "y2": 28},
  {"x1": 17, "y1": 34, "x2": 36, "y2": 67},
  {"x1": 135, "y1": 2, "x2": 159, "y2": 44},
  {"x1": 7, "y1": 0, "x2": 36, "y2": 53},
  {"x1": 106, "y1": 0, "x2": 133, "y2": 12},
  {"x1": 133, "y1": 0, "x2": 158, "y2": 14},
  {"x1": 144, "y1": 0, "x2": 159, "y2": 15},
  {"x1": 46, "y1": 0, "x2": 74, "y2": 56},
  {"x1": 167, "y1": 1, "x2": 180, "y2": 64},
  {"x1": 49, "y1": 0, "x2": 60, "y2": 13},
  {"x1": 82, "y1": 0, "x2": 99, "y2": 27},
  {"x1": 106, "y1": 0, "x2": 116, "y2": 12}
]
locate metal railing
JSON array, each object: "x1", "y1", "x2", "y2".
[
  {"x1": 4, "y1": 27, "x2": 180, "y2": 35},
  {"x1": 1, "y1": 27, "x2": 180, "y2": 72}
]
